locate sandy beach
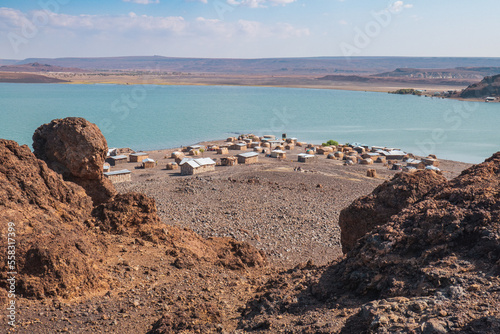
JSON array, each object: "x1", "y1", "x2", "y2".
[{"x1": 12, "y1": 71, "x2": 468, "y2": 95}]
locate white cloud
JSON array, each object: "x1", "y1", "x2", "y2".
[
  {"x1": 338, "y1": 19, "x2": 348, "y2": 25},
  {"x1": 123, "y1": 0, "x2": 160, "y2": 4},
  {"x1": 388, "y1": 1, "x2": 413, "y2": 13},
  {"x1": 0, "y1": 7, "x2": 310, "y2": 58},
  {"x1": 0, "y1": 8, "x2": 307, "y2": 39},
  {"x1": 227, "y1": 0, "x2": 297, "y2": 8}
]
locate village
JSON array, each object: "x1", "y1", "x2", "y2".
[{"x1": 103, "y1": 134, "x2": 443, "y2": 184}]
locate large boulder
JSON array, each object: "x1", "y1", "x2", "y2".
[
  {"x1": 338, "y1": 170, "x2": 447, "y2": 253},
  {"x1": 0, "y1": 139, "x2": 108, "y2": 299},
  {"x1": 33, "y1": 117, "x2": 116, "y2": 205}
]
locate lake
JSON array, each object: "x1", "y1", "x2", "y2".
[{"x1": 0, "y1": 83, "x2": 498, "y2": 163}]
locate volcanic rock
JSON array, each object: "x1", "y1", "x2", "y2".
[
  {"x1": 33, "y1": 117, "x2": 116, "y2": 205},
  {"x1": 316, "y1": 152, "x2": 500, "y2": 309},
  {"x1": 339, "y1": 170, "x2": 447, "y2": 253},
  {"x1": 460, "y1": 74, "x2": 500, "y2": 99},
  {"x1": 88, "y1": 192, "x2": 165, "y2": 242},
  {"x1": 0, "y1": 139, "x2": 108, "y2": 299}
]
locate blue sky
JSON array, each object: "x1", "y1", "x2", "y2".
[{"x1": 0, "y1": 0, "x2": 499, "y2": 59}]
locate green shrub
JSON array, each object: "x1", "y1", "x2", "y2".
[{"x1": 323, "y1": 139, "x2": 339, "y2": 146}]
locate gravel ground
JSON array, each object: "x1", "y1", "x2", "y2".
[{"x1": 115, "y1": 140, "x2": 472, "y2": 268}]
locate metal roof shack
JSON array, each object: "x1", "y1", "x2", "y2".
[
  {"x1": 378, "y1": 150, "x2": 407, "y2": 160},
  {"x1": 236, "y1": 151, "x2": 259, "y2": 164},
  {"x1": 187, "y1": 144, "x2": 205, "y2": 150},
  {"x1": 297, "y1": 153, "x2": 316, "y2": 163},
  {"x1": 106, "y1": 155, "x2": 128, "y2": 166},
  {"x1": 271, "y1": 150, "x2": 286, "y2": 159},
  {"x1": 104, "y1": 169, "x2": 131, "y2": 183},
  {"x1": 129, "y1": 152, "x2": 149, "y2": 162},
  {"x1": 230, "y1": 143, "x2": 248, "y2": 151},
  {"x1": 425, "y1": 165, "x2": 441, "y2": 172},
  {"x1": 179, "y1": 158, "x2": 216, "y2": 175}
]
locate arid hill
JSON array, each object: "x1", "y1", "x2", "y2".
[
  {"x1": 317, "y1": 74, "x2": 473, "y2": 86},
  {"x1": 0, "y1": 62, "x2": 86, "y2": 73},
  {"x1": 460, "y1": 74, "x2": 500, "y2": 98},
  {"x1": 0, "y1": 72, "x2": 68, "y2": 83},
  {"x1": 375, "y1": 67, "x2": 500, "y2": 80},
  {"x1": 11, "y1": 56, "x2": 500, "y2": 74}
]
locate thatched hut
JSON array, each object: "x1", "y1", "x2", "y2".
[
  {"x1": 166, "y1": 162, "x2": 178, "y2": 170},
  {"x1": 221, "y1": 156, "x2": 238, "y2": 166},
  {"x1": 142, "y1": 158, "x2": 155, "y2": 169},
  {"x1": 217, "y1": 147, "x2": 229, "y2": 155},
  {"x1": 346, "y1": 156, "x2": 358, "y2": 164},
  {"x1": 317, "y1": 146, "x2": 334, "y2": 155},
  {"x1": 171, "y1": 151, "x2": 185, "y2": 160},
  {"x1": 188, "y1": 149, "x2": 201, "y2": 156}
]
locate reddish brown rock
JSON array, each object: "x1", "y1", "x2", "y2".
[
  {"x1": 88, "y1": 192, "x2": 165, "y2": 242},
  {"x1": 33, "y1": 117, "x2": 116, "y2": 205},
  {"x1": 319, "y1": 152, "x2": 500, "y2": 300},
  {"x1": 339, "y1": 170, "x2": 447, "y2": 253},
  {"x1": 0, "y1": 139, "x2": 108, "y2": 299}
]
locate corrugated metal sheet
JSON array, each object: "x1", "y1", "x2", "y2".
[
  {"x1": 237, "y1": 152, "x2": 259, "y2": 158},
  {"x1": 104, "y1": 169, "x2": 131, "y2": 176},
  {"x1": 180, "y1": 157, "x2": 216, "y2": 168},
  {"x1": 110, "y1": 155, "x2": 127, "y2": 160}
]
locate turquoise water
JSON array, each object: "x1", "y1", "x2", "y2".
[{"x1": 0, "y1": 83, "x2": 499, "y2": 163}]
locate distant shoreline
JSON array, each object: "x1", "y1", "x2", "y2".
[{"x1": 1, "y1": 71, "x2": 493, "y2": 103}]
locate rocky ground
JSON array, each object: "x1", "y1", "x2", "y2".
[
  {"x1": 4, "y1": 117, "x2": 499, "y2": 334},
  {"x1": 115, "y1": 142, "x2": 469, "y2": 268}
]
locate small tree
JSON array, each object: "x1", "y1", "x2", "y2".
[{"x1": 322, "y1": 139, "x2": 339, "y2": 146}]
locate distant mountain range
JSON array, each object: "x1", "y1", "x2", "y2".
[
  {"x1": 0, "y1": 62, "x2": 87, "y2": 73},
  {"x1": 375, "y1": 67, "x2": 500, "y2": 80},
  {"x1": 2, "y1": 56, "x2": 500, "y2": 74}
]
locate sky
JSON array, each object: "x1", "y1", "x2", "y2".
[{"x1": 0, "y1": 0, "x2": 499, "y2": 60}]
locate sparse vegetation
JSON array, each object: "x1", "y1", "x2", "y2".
[
  {"x1": 322, "y1": 139, "x2": 339, "y2": 146},
  {"x1": 389, "y1": 88, "x2": 422, "y2": 96}
]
